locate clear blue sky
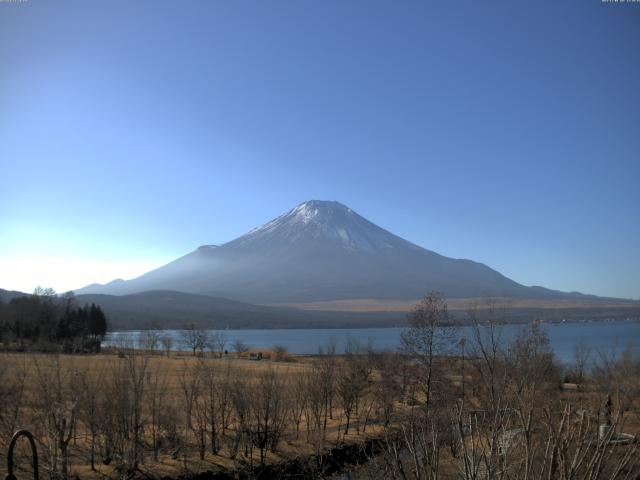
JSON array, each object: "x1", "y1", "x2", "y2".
[{"x1": 1, "y1": 0, "x2": 638, "y2": 298}]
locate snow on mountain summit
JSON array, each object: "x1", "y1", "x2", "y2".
[
  {"x1": 249, "y1": 201, "x2": 350, "y2": 231},
  {"x1": 232, "y1": 200, "x2": 406, "y2": 251},
  {"x1": 290, "y1": 200, "x2": 353, "y2": 222}
]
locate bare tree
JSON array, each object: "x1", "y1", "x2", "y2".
[
  {"x1": 372, "y1": 351, "x2": 402, "y2": 428},
  {"x1": 161, "y1": 335, "x2": 174, "y2": 356},
  {"x1": 316, "y1": 342, "x2": 337, "y2": 438},
  {"x1": 33, "y1": 355, "x2": 78, "y2": 479},
  {"x1": 336, "y1": 339, "x2": 371, "y2": 435},
  {"x1": 178, "y1": 360, "x2": 200, "y2": 431},
  {"x1": 146, "y1": 362, "x2": 168, "y2": 461},
  {"x1": 250, "y1": 368, "x2": 288, "y2": 465},
  {"x1": 127, "y1": 351, "x2": 149, "y2": 468},
  {"x1": 179, "y1": 359, "x2": 211, "y2": 460},
  {"x1": 216, "y1": 361, "x2": 234, "y2": 439},
  {"x1": 466, "y1": 298, "x2": 509, "y2": 409},
  {"x1": 229, "y1": 373, "x2": 251, "y2": 460},
  {"x1": 113, "y1": 333, "x2": 134, "y2": 357},
  {"x1": 539, "y1": 404, "x2": 640, "y2": 480},
  {"x1": 181, "y1": 323, "x2": 209, "y2": 356},
  {"x1": 138, "y1": 330, "x2": 161, "y2": 353},
  {"x1": 304, "y1": 368, "x2": 328, "y2": 454},
  {"x1": 382, "y1": 405, "x2": 442, "y2": 480},
  {"x1": 401, "y1": 292, "x2": 456, "y2": 408},
  {"x1": 232, "y1": 339, "x2": 250, "y2": 356},
  {"x1": 77, "y1": 362, "x2": 105, "y2": 471},
  {"x1": 198, "y1": 358, "x2": 222, "y2": 454},
  {"x1": 193, "y1": 375, "x2": 209, "y2": 460},
  {"x1": 208, "y1": 331, "x2": 227, "y2": 358},
  {"x1": 456, "y1": 398, "x2": 640, "y2": 480},
  {"x1": 572, "y1": 340, "x2": 592, "y2": 385},
  {"x1": 288, "y1": 372, "x2": 308, "y2": 439},
  {"x1": 507, "y1": 321, "x2": 559, "y2": 402}
]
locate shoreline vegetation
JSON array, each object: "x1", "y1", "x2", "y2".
[{"x1": 0, "y1": 293, "x2": 639, "y2": 479}]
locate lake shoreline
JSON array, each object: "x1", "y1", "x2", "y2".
[
  {"x1": 106, "y1": 316, "x2": 639, "y2": 333},
  {"x1": 105, "y1": 319, "x2": 640, "y2": 363}
]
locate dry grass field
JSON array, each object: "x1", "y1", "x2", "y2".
[
  {"x1": 0, "y1": 349, "x2": 389, "y2": 480},
  {"x1": 1, "y1": 300, "x2": 639, "y2": 480},
  {"x1": 275, "y1": 296, "x2": 640, "y2": 313}
]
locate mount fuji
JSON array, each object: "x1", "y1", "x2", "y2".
[{"x1": 76, "y1": 200, "x2": 584, "y2": 304}]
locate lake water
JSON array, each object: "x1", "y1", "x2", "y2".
[{"x1": 105, "y1": 319, "x2": 639, "y2": 364}]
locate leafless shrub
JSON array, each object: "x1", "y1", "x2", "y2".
[
  {"x1": 272, "y1": 344, "x2": 288, "y2": 362},
  {"x1": 232, "y1": 339, "x2": 250, "y2": 355}
]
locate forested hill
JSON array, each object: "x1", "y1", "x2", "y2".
[
  {"x1": 74, "y1": 290, "x2": 406, "y2": 330},
  {"x1": 0, "y1": 288, "x2": 28, "y2": 303}
]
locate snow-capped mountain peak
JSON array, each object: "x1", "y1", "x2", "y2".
[{"x1": 233, "y1": 200, "x2": 400, "y2": 251}]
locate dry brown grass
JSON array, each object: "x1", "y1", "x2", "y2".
[
  {"x1": 2, "y1": 350, "x2": 639, "y2": 480},
  {"x1": 0, "y1": 351, "x2": 382, "y2": 480},
  {"x1": 272, "y1": 297, "x2": 640, "y2": 312}
]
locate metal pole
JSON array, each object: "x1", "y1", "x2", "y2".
[{"x1": 5, "y1": 430, "x2": 39, "y2": 480}]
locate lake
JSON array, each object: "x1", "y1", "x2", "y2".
[{"x1": 105, "y1": 319, "x2": 639, "y2": 364}]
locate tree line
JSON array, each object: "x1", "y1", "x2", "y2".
[{"x1": 0, "y1": 287, "x2": 107, "y2": 353}]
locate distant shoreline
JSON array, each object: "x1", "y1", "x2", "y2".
[
  {"x1": 105, "y1": 313, "x2": 640, "y2": 333},
  {"x1": 109, "y1": 315, "x2": 639, "y2": 331},
  {"x1": 104, "y1": 319, "x2": 640, "y2": 363}
]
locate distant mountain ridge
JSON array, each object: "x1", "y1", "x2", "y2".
[
  {"x1": 2, "y1": 288, "x2": 637, "y2": 331},
  {"x1": 0, "y1": 288, "x2": 28, "y2": 303},
  {"x1": 73, "y1": 290, "x2": 405, "y2": 330},
  {"x1": 76, "y1": 200, "x2": 600, "y2": 304}
]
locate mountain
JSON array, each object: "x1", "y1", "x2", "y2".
[
  {"x1": 0, "y1": 288, "x2": 29, "y2": 303},
  {"x1": 1, "y1": 287, "x2": 404, "y2": 329},
  {"x1": 3, "y1": 288, "x2": 636, "y2": 331},
  {"x1": 76, "y1": 200, "x2": 592, "y2": 304},
  {"x1": 74, "y1": 290, "x2": 405, "y2": 330}
]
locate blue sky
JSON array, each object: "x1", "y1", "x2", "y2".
[{"x1": 1, "y1": 0, "x2": 639, "y2": 298}]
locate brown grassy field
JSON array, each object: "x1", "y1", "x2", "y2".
[
  {"x1": 0, "y1": 350, "x2": 388, "y2": 480},
  {"x1": 273, "y1": 296, "x2": 640, "y2": 312},
  {"x1": 1, "y1": 316, "x2": 639, "y2": 480}
]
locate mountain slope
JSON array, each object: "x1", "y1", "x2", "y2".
[
  {"x1": 75, "y1": 290, "x2": 405, "y2": 330},
  {"x1": 76, "y1": 200, "x2": 586, "y2": 303},
  {"x1": 0, "y1": 288, "x2": 29, "y2": 303}
]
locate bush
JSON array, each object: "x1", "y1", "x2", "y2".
[{"x1": 272, "y1": 345, "x2": 288, "y2": 362}]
